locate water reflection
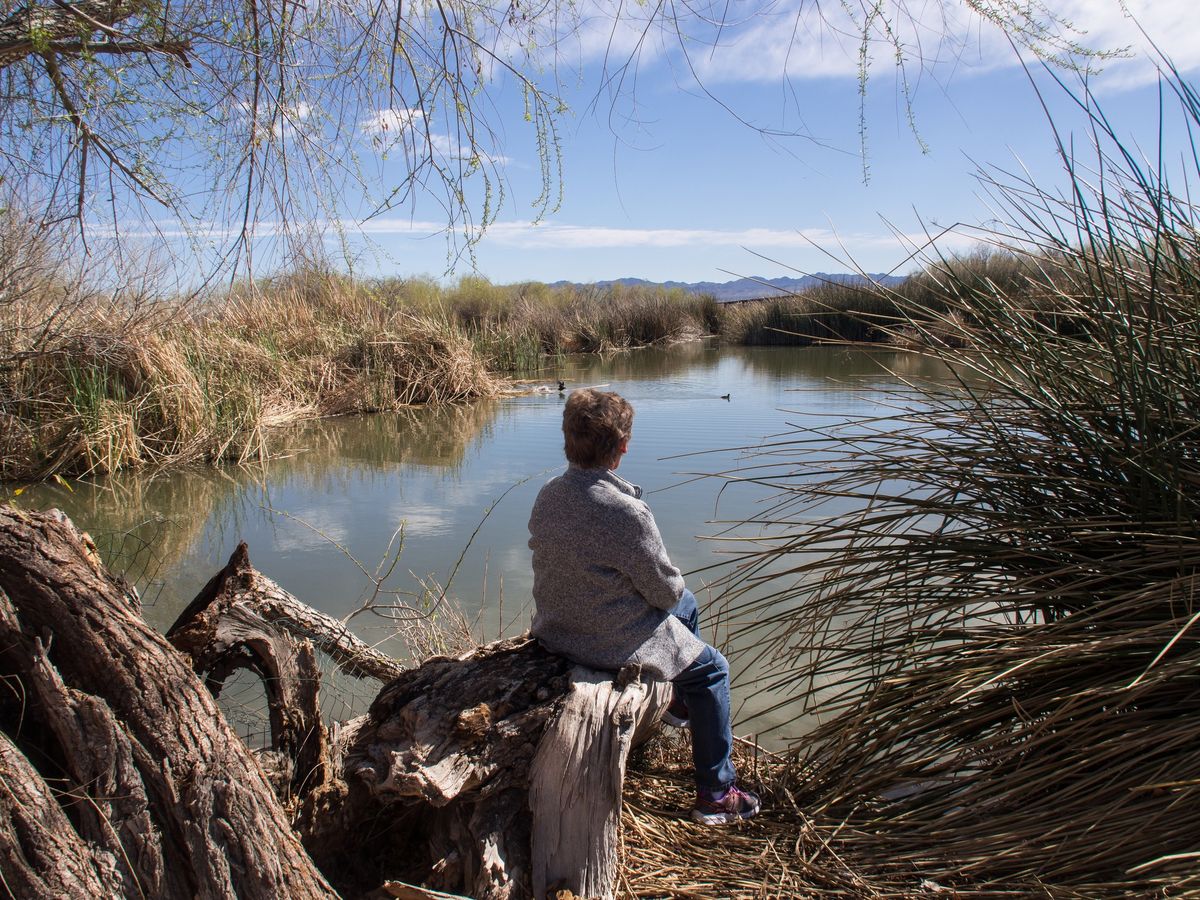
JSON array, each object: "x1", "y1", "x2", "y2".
[
  {"x1": 288, "y1": 399, "x2": 503, "y2": 470},
  {"x1": 7, "y1": 345, "x2": 957, "y2": 743},
  {"x1": 563, "y1": 340, "x2": 720, "y2": 383}
]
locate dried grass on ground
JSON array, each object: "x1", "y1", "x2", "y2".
[{"x1": 621, "y1": 732, "x2": 935, "y2": 899}]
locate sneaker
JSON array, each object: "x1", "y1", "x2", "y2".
[
  {"x1": 661, "y1": 694, "x2": 690, "y2": 729},
  {"x1": 690, "y1": 785, "x2": 761, "y2": 825}
]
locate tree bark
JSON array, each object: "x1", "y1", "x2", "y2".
[
  {"x1": 0, "y1": 506, "x2": 337, "y2": 899},
  {"x1": 2, "y1": 0, "x2": 128, "y2": 68},
  {"x1": 0, "y1": 728, "x2": 126, "y2": 897}
]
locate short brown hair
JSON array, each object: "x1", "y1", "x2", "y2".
[{"x1": 562, "y1": 389, "x2": 633, "y2": 468}]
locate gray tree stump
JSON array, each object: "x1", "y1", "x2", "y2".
[
  {"x1": 345, "y1": 638, "x2": 670, "y2": 899},
  {"x1": 529, "y1": 666, "x2": 672, "y2": 900}
]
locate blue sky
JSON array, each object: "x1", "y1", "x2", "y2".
[
  {"x1": 118, "y1": 1, "x2": 1195, "y2": 286},
  {"x1": 328, "y1": 0, "x2": 1197, "y2": 285}
]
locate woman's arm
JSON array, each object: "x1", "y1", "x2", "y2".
[{"x1": 620, "y1": 503, "x2": 686, "y2": 611}]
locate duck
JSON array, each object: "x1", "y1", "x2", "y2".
[{"x1": 720, "y1": 393, "x2": 731, "y2": 401}]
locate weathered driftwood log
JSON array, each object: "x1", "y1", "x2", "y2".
[
  {"x1": 169, "y1": 541, "x2": 405, "y2": 683},
  {"x1": 529, "y1": 666, "x2": 669, "y2": 900},
  {"x1": 163, "y1": 545, "x2": 675, "y2": 899},
  {"x1": 346, "y1": 639, "x2": 671, "y2": 899},
  {"x1": 345, "y1": 636, "x2": 572, "y2": 897},
  {"x1": 0, "y1": 510, "x2": 674, "y2": 900},
  {"x1": 166, "y1": 541, "x2": 403, "y2": 801},
  {"x1": 173, "y1": 545, "x2": 674, "y2": 898},
  {"x1": 0, "y1": 507, "x2": 337, "y2": 899}
]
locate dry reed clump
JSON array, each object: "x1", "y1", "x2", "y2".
[
  {"x1": 214, "y1": 273, "x2": 499, "y2": 409},
  {"x1": 717, "y1": 256, "x2": 1069, "y2": 351},
  {"x1": 719, "y1": 286, "x2": 903, "y2": 347},
  {"x1": 381, "y1": 276, "x2": 719, "y2": 368},
  {"x1": 0, "y1": 244, "x2": 500, "y2": 480},
  {"x1": 268, "y1": 273, "x2": 721, "y2": 373},
  {"x1": 1, "y1": 328, "x2": 277, "y2": 478},
  {"x1": 340, "y1": 316, "x2": 500, "y2": 407},
  {"x1": 713, "y1": 66, "x2": 1200, "y2": 895},
  {"x1": 619, "y1": 731, "x2": 924, "y2": 898},
  {"x1": 508, "y1": 295, "x2": 573, "y2": 350},
  {"x1": 562, "y1": 295, "x2": 700, "y2": 352}
]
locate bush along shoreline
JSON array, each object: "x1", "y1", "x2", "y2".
[
  {"x1": 0, "y1": 230, "x2": 1076, "y2": 483},
  {"x1": 0, "y1": 262, "x2": 502, "y2": 481}
]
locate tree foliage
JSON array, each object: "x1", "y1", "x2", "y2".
[{"x1": 0, "y1": 0, "x2": 1116, "y2": 272}]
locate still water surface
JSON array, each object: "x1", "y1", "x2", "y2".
[{"x1": 11, "y1": 344, "x2": 951, "y2": 742}]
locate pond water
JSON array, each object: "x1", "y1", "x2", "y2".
[{"x1": 8, "y1": 343, "x2": 951, "y2": 744}]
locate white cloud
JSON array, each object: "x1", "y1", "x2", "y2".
[
  {"x1": 96, "y1": 215, "x2": 987, "y2": 265},
  {"x1": 360, "y1": 107, "x2": 512, "y2": 165},
  {"x1": 229, "y1": 99, "x2": 314, "y2": 140},
  {"x1": 570, "y1": 3, "x2": 673, "y2": 70},
  {"x1": 428, "y1": 133, "x2": 513, "y2": 167},
  {"x1": 360, "y1": 107, "x2": 425, "y2": 136},
  {"x1": 594, "y1": 0, "x2": 1200, "y2": 90},
  {"x1": 689, "y1": 2, "x2": 884, "y2": 84},
  {"x1": 355, "y1": 216, "x2": 984, "y2": 256},
  {"x1": 1048, "y1": 0, "x2": 1200, "y2": 88}
]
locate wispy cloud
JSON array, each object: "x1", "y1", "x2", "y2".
[
  {"x1": 581, "y1": 0, "x2": 1200, "y2": 90},
  {"x1": 93, "y1": 214, "x2": 983, "y2": 255},
  {"x1": 1051, "y1": 0, "x2": 1200, "y2": 88},
  {"x1": 360, "y1": 107, "x2": 512, "y2": 165},
  {"x1": 487, "y1": 222, "x2": 840, "y2": 249},
  {"x1": 357, "y1": 217, "x2": 982, "y2": 256},
  {"x1": 361, "y1": 107, "x2": 425, "y2": 136},
  {"x1": 230, "y1": 99, "x2": 314, "y2": 140}
]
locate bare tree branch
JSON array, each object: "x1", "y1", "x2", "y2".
[{"x1": 0, "y1": 0, "x2": 1117, "y2": 275}]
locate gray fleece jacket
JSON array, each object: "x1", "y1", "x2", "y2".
[{"x1": 528, "y1": 464, "x2": 706, "y2": 679}]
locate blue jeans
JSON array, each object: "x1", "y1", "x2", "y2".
[{"x1": 669, "y1": 589, "x2": 736, "y2": 791}]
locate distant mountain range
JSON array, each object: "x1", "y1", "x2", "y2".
[{"x1": 549, "y1": 273, "x2": 907, "y2": 302}]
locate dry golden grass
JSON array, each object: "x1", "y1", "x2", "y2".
[
  {"x1": 0, "y1": 253, "x2": 499, "y2": 481},
  {"x1": 621, "y1": 731, "x2": 933, "y2": 899}
]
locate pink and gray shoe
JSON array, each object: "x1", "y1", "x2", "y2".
[{"x1": 691, "y1": 784, "x2": 761, "y2": 824}]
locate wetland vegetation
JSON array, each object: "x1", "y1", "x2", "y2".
[
  {"x1": 0, "y1": 218, "x2": 1074, "y2": 484},
  {"x1": 2, "y1": 48, "x2": 1200, "y2": 899}
]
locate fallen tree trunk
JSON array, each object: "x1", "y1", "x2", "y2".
[
  {"x1": 165, "y1": 545, "x2": 675, "y2": 898},
  {"x1": 1, "y1": 509, "x2": 674, "y2": 899},
  {"x1": 165, "y1": 541, "x2": 404, "y2": 801},
  {"x1": 169, "y1": 544, "x2": 405, "y2": 684}
]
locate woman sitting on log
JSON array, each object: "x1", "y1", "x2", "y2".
[{"x1": 527, "y1": 387, "x2": 761, "y2": 824}]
